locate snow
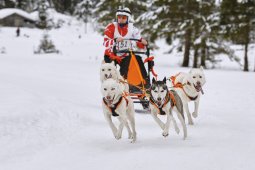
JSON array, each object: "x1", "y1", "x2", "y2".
[
  {"x1": 0, "y1": 22, "x2": 255, "y2": 170},
  {"x1": 0, "y1": 8, "x2": 36, "y2": 21}
]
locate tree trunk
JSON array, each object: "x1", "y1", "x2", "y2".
[
  {"x1": 244, "y1": 43, "x2": 249, "y2": 71},
  {"x1": 182, "y1": 28, "x2": 192, "y2": 67},
  {"x1": 200, "y1": 38, "x2": 206, "y2": 68},
  {"x1": 254, "y1": 54, "x2": 255, "y2": 72},
  {"x1": 85, "y1": 22, "x2": 87, "y2": 34},
  {"x1": 193, "y1": 45, "x2": 199, "y2": 68},
  {"x1": 244, "y1": 24, "x2": 250, "y2": 72}
]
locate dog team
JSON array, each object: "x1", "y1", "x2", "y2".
[{"x1": 100, "y1": 61, "x2": 206, "y2": 143}]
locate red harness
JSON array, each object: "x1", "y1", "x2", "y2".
[{"x1": 170, "y1": 73, "x2": 198, "y2": 101}]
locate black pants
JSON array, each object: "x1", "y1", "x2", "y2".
[{"x1": 104, "y1": 55, "x2": 150, "y2": 87}]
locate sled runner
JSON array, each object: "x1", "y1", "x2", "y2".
[{"x1": 113, "y1": 38, "x2": 157, "y2": 110}]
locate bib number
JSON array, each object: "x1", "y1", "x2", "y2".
[{"x1": 117, "y1": 40, "x2": 136, "y2": 51}]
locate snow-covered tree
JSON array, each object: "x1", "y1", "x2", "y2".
[
  {"x1": 138, "y1": 0, "x2": 201, "y2": 67},
  {"x1": 51, "y1": 0, "x2": 80, "y2": 14},
  {"x1": 37, "y1": 0, "x2": 49, "y2": 29},
  {"x1": 192, "y1": 0, "x2": 220, "y2": 68},
  {"x1": 74, "y1": 0, "x2": 93, "y2": 33},
  {"x1": 1, "y1": 0, "x2": 15, "y2": 8},
  {"x1": 35, "y1": 32, "x2": 59, "y2": 54},
  {"x1": 15, "y1": 0, "x2": 28, "y2": 10}
]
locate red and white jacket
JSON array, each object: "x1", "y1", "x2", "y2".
[{"x1": 103, "y1": 22, "x2": 145, "y2": 57}]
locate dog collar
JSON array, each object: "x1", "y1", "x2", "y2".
[
  {"x1": 149, "y1": 92, "x2": 171, "y2": 115},
  {"x1": 173, "y1": 82, "x2": 198, "y2": 101},
  {"x1": 103, "y1": 94, "x2": 129, "y2": 117},
  {"x1": 103, "y1": 96, "x2": 122, "y2": 117}
]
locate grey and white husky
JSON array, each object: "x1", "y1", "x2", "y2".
[
  {"x1": 149, "y1": 77, "x2": 187, "y2": 139},
  {"x1": 101, "y1": 79, "x2": 136, "y2": 143}
]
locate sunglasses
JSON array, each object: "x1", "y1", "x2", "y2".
[{"x1": 117, "y1": 15, "x2": 127, "y2": 19}]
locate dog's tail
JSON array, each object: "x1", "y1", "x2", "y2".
[{"x1": 170, "y1": 90, "x2": 185, "y2": 120}]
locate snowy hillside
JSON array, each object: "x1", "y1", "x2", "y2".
[{"x1": 0, "y1": 23, "x2": 255, "y2": 170}]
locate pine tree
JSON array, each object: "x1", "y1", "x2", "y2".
[
  {"x1": 35, "y1": 32, "x2": 59, "y2": 54},
  {"x1": 220, "y1": 0, "x2": 255, "y2": 71},
  {"x1": 195, "y1": 0, "x2": 219, "y2": 68},
  {"x1": 138, "y1": 0, "x2": 200, "y2": 67}
]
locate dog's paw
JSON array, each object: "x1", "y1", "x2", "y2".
[
  {"x1": 114, "y1": 135, "x2": 121, "y2": 140},
  {"x1": 192, "y1": 112, "x2": 198, "y2": 118},
  {"x1": 130, "y1": 135, "x2": 136, "y2": 143},
  {"x1": 188, "y1": 121, "x2": 194, "y2": 125},
  {"x1": 175, "y1": 127, "x2": 180, "y2": 134},
  {"x1": 114, "y1": 131, "x2": 122, "y2": 140},
  {"x1": 162, "y1": 131, "x2": 169, "y2": 137},
  {"x1": 188, "y1": 118, "x2": 194, "y2": 125}
]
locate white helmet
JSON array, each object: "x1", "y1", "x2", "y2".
[{"x1": 116, "y1": 7, "x2": 132, "y2": 19}]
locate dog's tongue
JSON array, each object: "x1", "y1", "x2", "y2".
[
  {"x1": 195, "y1": 84, "x2": 201, "y2": 92},
  {"x1": 195, "y1": 84, "x2": 204, "y2": 95},
  {"x1": 200, "y1": 87, "x2": 204, "y2": 95},
  {"x1": 105, "y1": 74, "x2": 112, "y2": 79}
]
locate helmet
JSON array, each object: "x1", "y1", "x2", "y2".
[{"x1": 116, "y1": 7, "x2": 132, "y2": 19}]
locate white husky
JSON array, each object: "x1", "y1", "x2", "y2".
[
  {"x1": 101, "y1": 79, "x2": 136, "y2": 143},
  {"x1": 170, "y1": 66, "x2": 206, "y2": 125},
  {"x1": 100, "y1": 61, "x2": 129, "y2": 93}
]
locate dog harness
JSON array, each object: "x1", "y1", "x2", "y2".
[
  {"x1": 170, "y1": 73, "x2": 198, "y2": 101},
  {"x1": 103, "y1": 95, "x2": 129, "y2": 117},
  {"x1": 149, "y1": 91, "x2": 176, "y2": 115}
]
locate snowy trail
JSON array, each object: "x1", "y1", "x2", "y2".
[{"x1": 0, "y1": 27, "x2": 255, "y2": 170}]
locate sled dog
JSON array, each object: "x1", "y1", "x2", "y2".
[
  {"x1": 170, "y1": 66, "x2": 206, "y2": 125},
  {"x1": 100, "y1": 61, "x2": 129, "y2": 92},
  {"x1": 149, "y1": 77, "x2": 187, "y2": 139},
  {"x1": 101, "y1": 79, "x2": 136, "y2": 143}
]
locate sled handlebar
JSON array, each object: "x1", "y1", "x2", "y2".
[{"x1": 114, "y1": 38, "x2": 142, "y2": 42}]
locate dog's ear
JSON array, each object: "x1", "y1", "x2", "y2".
[
  {"x1": 200, "y1": 66, "x2": 204, "y2": 71},
  {"x1": 116, "y1": 64, "x2": 120, "y2": 70},
  {"x1": 111, "y1": 61, "x2": 115, "y2": 66},
  {"x1": 163, "y1": 77, "x2": 166, "y2": 84},
  {"x1": 101, "y1": 60, "x2": 105, "y2": 64},
  {"x1": 152, "y1": 77, "x2": 156, "y2": 84}
]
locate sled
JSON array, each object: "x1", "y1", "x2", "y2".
[{"x1": 113, "y1": 38, "x2": 157, "y2": 110}]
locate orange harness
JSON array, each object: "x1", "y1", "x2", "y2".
[
  {"x1": 103, "y1": 94, "x2": 129, "y2": 117},
  {"x1": 170, "y1": 73, "x2": 198, "y2": 101},
  {"x1": 149, "y1": 91, "x2": 177, "y2": 115}
]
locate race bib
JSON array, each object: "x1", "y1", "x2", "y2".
[{"x1": 117, "y1": 40, "x2": 137, "y2": 51}]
